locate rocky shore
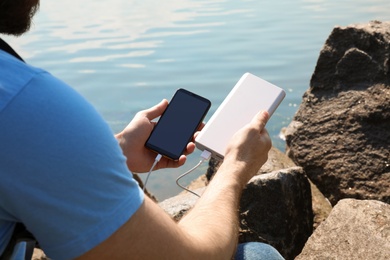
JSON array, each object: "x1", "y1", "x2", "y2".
[
  {"x1": 159, "y1": 21, "x2": 390, "y2": 260},
  {"x1": 32, "y1": 20, "x2": 390, "y2": 260}
]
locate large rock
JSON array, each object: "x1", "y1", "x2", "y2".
[
  {"x1": 285, "y1": 21, "x2": 390, "y2": 205},
  {"x1": 238, "y1": 167, "x2": 313, "y2": 260},
  {"x1": 296, "y1": 199, "x2": 390, "y2": 260},
  {"x1": 160, "y1": 166, "x2": 313, "y2": 260}
]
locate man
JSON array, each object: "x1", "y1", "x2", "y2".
[{"x1": 0, "y1": 0, "x2": 284, "y2": 259}]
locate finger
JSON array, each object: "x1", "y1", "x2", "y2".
[
  {"x1": 177, "y1": 155, "x2": 187, "y2": 167},
  {"x1": 198, "y1": 122, "x2": 205, "y2": 131},
  {"x1": 193, "y1": 131, "x2": 200, "y2": 139},
  {"x1": 251, "y1": 110, "x2": 269, "y2": 131},
  {"x1": 164, "y1": 155, "x2": 186, "y2": 169},
  {"x1": 183, "y1": 142, "x2": 196, "y2": 155},
  {"x1": 142, "y1": 99, "x2": 169, "y2": 120},
  {"x1": 193, "y1": 122, "x2": 205, "y2": 140}
]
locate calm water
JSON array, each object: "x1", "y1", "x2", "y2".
[{"x1": 5, "y1": 0, "x2": 390, "y2": 200}]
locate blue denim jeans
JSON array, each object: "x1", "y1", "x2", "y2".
[{"x1": 235, "y1": 242, "x2": 285, "y2": 260}]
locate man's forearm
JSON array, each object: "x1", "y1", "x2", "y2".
[{"x1": 178, "y1": 160, "x2": 251, "y2": 259}]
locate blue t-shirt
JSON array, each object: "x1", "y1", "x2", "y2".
[{"x1": 0, "y1": 50, "x2": 144, "y2": 259}]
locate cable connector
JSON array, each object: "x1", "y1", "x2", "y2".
[
  {"x1": 155, "y1": 153, "x2": 162, "y2": 163},
  {"x1": 200, "y1": 150, "x2": 212, "y2": 161}
]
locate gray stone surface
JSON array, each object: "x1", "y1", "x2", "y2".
[
  {"x1": 285, "y1": 21, "x2": 390, "y2": 205},
  {"x1": 239, "y1": 167, "x2": 313, "y2": 260},
  {"x1": 159, "y1": 187, "x2": 205, "y2": 221},
  {"x1": 296, "y1": 199, "x2": 390, "y2": 260}
]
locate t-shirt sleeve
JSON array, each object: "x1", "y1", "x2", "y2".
[{"x1": 0, "y1": 71, "x2": 144, "y2": 260}]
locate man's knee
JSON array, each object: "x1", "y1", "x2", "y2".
[{"x1": 235, "y1": 242, "x2": 284, "y2": 260}]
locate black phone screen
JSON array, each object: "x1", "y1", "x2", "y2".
[{"x1": 145, "y1": 89, "x2": 211, "y2": 160}]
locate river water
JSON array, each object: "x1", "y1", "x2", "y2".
[{"x1": 4, "y1": 0, "x2": 390, "y2": 200}]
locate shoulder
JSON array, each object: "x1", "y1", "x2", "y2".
[
  {"x1": 0, "y1": 50, "x2": 45, "y2": 84},
  {"x1": 0, "y1": 50, "x2": 45, "y2": 111},
  {"x1": 0, "y1": 55, "x2": 145, "y2": 259}
]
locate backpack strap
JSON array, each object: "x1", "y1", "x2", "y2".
[
  {"x1": 0, "y1": 38, "x2": 36, "y2": 259},
  {"x1": 0, "y1": 38, "x2": 25, "y2": 62},
  {"x1": 0, "y1": 223, "x2": 36, "y2": 260}
]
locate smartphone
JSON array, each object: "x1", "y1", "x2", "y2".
[
  {"x1": 145, "y1": 88, "x2": 211, "y2": 160},
  {"x1": 195, "y1": 73, "x2": 286, "y2": 160}
]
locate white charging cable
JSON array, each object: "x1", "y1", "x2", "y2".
[
  {"x1": 143, "y1": 154, "x2": 162, "y2": 193},
  {"x1": 142, "y1": 150, "x2": 212, "y2": 197},
  {"x1": 176, "y1": 150, "x2": 212, "y2": 197}
]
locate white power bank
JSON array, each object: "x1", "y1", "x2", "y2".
[{"x1": 195, "y1": 72, "x2": 286, "y2": 160}]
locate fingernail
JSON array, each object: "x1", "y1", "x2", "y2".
[{"x1": 262, "y1": 110, "x2": 270, "y2": 120}]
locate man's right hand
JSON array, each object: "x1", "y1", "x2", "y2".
[
  {"x1": 115, "y1": 99, "x2": 197, "y2": 173},
  {"x1": 222, "y1": 110, "x2": 272, "y2": 186}
]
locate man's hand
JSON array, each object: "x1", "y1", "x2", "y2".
[
  {"x1": 115, "y1": 99, "x2": 198, "y2": 173},
  {"x1": 222, "y1": 110, "x2": 272, "y2": 186}
]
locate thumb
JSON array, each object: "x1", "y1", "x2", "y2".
[
  {"x1": 143, "y1": 99, "x2": 169, "y2": 120},
  {"x1": 251, "y1": 110, "x2": 269, "y2": 132}
]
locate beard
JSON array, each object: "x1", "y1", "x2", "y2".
[{"x1": 0, "y1": 0, "x2": 40, "y2": 36}]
